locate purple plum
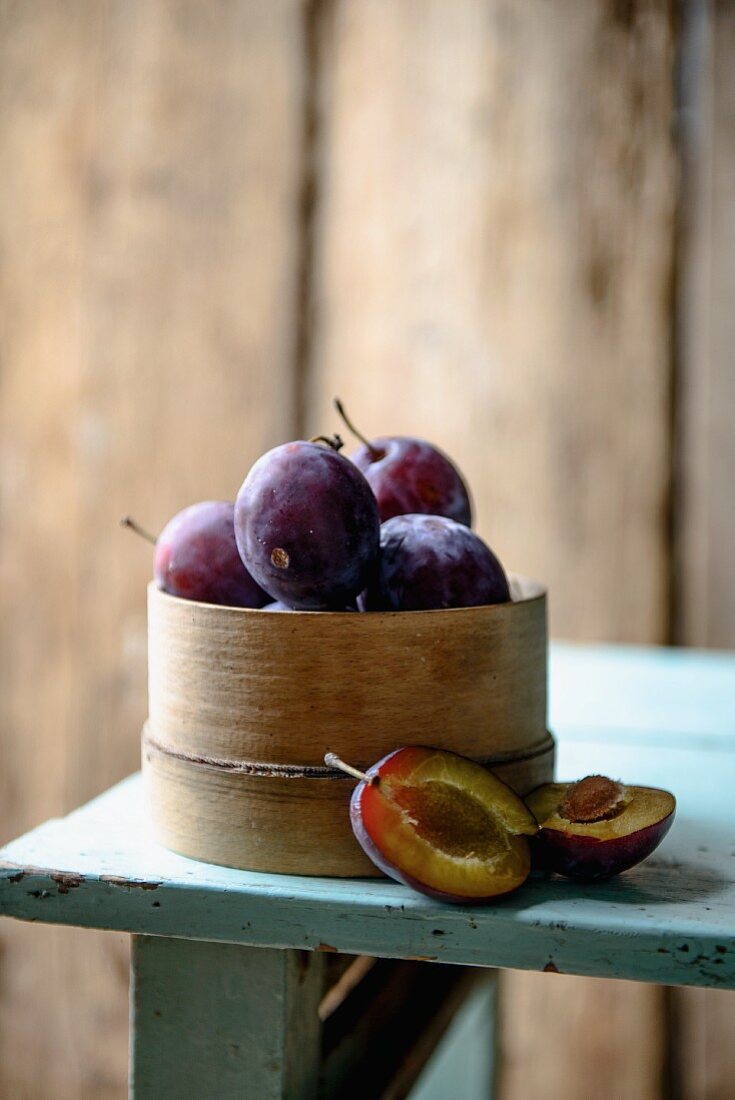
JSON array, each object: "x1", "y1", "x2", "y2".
[
  {"x1": 235, "y1": 440, "x2": 380, "y2": 610},
  {"x1": 335, "y1": 400, "x2": 472, "y2": 525},
  {"x1": 154, "y1": 501, "x2": 268, "y2": 608},
  {"x1": 351, "y1": 437, "x2": 472, "y2": 526},
  {"x1": 362, "y1": 514, "x2": 509, "y2": 611}
]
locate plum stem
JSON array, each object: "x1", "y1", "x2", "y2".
[
  {"x1": 309, "y1": 433, "x2": 345, "y2": 452},
  {"x1": 333, "y1": 398, "x2": 381, "y2": 459},
  {"x1": 324, "y1": 751, "x2": 378, "y2": 785},
  {"x1": 120, "y1": 515, "x2": 158, "y2": 546}
]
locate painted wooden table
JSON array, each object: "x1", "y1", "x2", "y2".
[{"x1": 1, "y1": 644, "x2": 734, "y2": 1098}]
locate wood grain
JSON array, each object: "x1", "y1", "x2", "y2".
[
  {"x1": 307, "y1": 0, "x2": 675, "y2": 645},
  {"x1": 0, "y1": 1, "x2": 304, "y2": 1096},
  {"x1": 675, "y1": 1, "x2": 735, "y2": 1092},
  {"x1": 305, "y1": 2, "x2": 676, "y2": 1098},
  {"x1": 147, "y1": 579, "x2": 548, "y2": 765},
  {"x1": 142, "y1": 729, "x2": 554, "y2": 876},
  {"x1": 499, "y1": 973, "x2": 667, "y2": 1100},
  {"x1": 678, "y1": 0, "x2": 735, "y2": 651},
  {"x1": 674, "y1": 987, "x2": 735, "y2": 1100}
]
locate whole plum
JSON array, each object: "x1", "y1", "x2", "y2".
[
  {"x1": 362, "y1": 513, "x2": 509, "y2": 611},
  {"x1": 351, "y1": 437, "x2": 472, "y2": 526},
  {"x1": 336, "y1": 401, "x2": 471, "y2": 525},
  {"x1": 235, "y1": 440, "x2": 380, "y2": 610},
  {"x1": 153, "y1": 501, "x2": 268, "y2": 608}
]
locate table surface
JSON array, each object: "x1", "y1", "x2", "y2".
[{"x1": 1, "y1": 643, "x2": 734, "y2": 989}]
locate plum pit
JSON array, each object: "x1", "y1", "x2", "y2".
[{"x1": 559, "y1": 775, "x2": 629, "y2": 824}]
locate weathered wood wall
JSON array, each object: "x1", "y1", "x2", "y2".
[
  {"x1": 678, "y1": 0, "x2": 735, "y2": 651},
  {"x1": 674, "y1": 3, "x2": 735, "y2": 1097},
  {"x1": 307, "y1": 2, "x2": 674, "y2": 1097},
  {"x1": 0, "y1": 1, "x2": 303, "y2": 1096},
  {"x1": 307, "y1": 0, "x2": 675, "y2": 645},
  {"x1": 0, "y1": 1, "x2": 731, "y2": 1097}
]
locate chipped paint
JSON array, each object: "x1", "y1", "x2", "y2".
[
  {"x1": 101, "y1": 876, "x2": 160, "y2": 891},
  {"x1": 51, "y1": 873, "x2": 83, "y2": 894}
]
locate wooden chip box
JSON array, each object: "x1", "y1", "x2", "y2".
[{"x1": 143, "y1": 577, "x2": 555, "y2": 877}]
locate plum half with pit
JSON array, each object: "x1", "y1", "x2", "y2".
[
  {"x1": 152, "y1": 501, "x2": 268, "y2": 608},
  {"x1": 362, "y1": 514, "x2": 509, "y2": 611},
  {"x1": 335, "y1": 400, "x2": 472, "y2": 525},
  {"x1": 328, "y1": 747, "x2": 538, "y2": 904},
  {"x1": 235, "y1": 439, "x2": 380, "y2": 610},
  {"x1": 526, "y1": 775, "x2": 676, "y2": 881}
]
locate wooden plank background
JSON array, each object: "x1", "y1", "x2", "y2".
[
  {"x1": 308, "y1": 2, "x2": 674, "y2": 1096},
  {"x1": 674, "y1": 3, "x2": 735, "y2": 1097},
  {"x1": 0, "y1": 1, "x2": 303, "y2": 1096},
  {"x1": 0, "y1": 1, "x2": 731, "y2": 1097}
]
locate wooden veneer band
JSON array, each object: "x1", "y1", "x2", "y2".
[{"x1": 142, "y1": 724, "x2": 555, "y2": 779}]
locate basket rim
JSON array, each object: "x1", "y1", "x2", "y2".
[{"x1": 148, "y1": 573, "x2": 547, "y2": 617}]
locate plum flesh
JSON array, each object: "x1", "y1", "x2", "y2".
[
  {"x1": 349, "y1": 747, "x2": 538, "y2": 903},
  {"x1": 526, "y1": 777, "x2": 676, "y2": 881},
  {"x1": 234, "y1": 440, "x2": 380, "y2": 610},
  {"x1": 154, "y1": 501, "x2": 268, "y2": 608},
  {"x1": 362, "y1": 514, "x2": 509, "y2": 611},
  {"x1": 350, "y1": 436, "x2": 472, "y2": 526}
]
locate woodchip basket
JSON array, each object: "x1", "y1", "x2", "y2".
[{"x1": 142, "y1": 577, "x2": 555, "y2": 877}]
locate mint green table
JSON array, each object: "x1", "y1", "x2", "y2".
[{"x1": 1, "y1": 644, "x2": 733, "y2": 1098}]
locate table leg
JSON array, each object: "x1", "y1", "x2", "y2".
[{"x1": 129, "y1": 936, "x2": 325, "y2": 1100}]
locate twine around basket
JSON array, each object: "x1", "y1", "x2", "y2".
[{"x1": 142, "y1": 726, "x2": 556, "y2": 876}]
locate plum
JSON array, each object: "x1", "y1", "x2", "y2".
[
  {"x1": 127, "y1": 502, "x2": 268, "y2": 608},
  {"x1": 525, "y1": 775, "x2": 676, "y2": 881},
  {"x1": 235, "y1": 439, "x2": 380, "y2": 610},
  {"x1": 327, "y1": 747, "x2": 538, "y2": 904},
  {"x1": 362, "y1": 514, "x2": 509, "y2": 611},
  {"x1": 335, "y1": 400, "x2": 472, "y2": 525}
]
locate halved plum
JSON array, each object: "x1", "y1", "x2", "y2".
[
  {"x1": 526, "y1": 775, "x2": 676, "y2": 881},
  {"x1": 338, "y1": 747, "x2": 538, "y2": 904}
]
